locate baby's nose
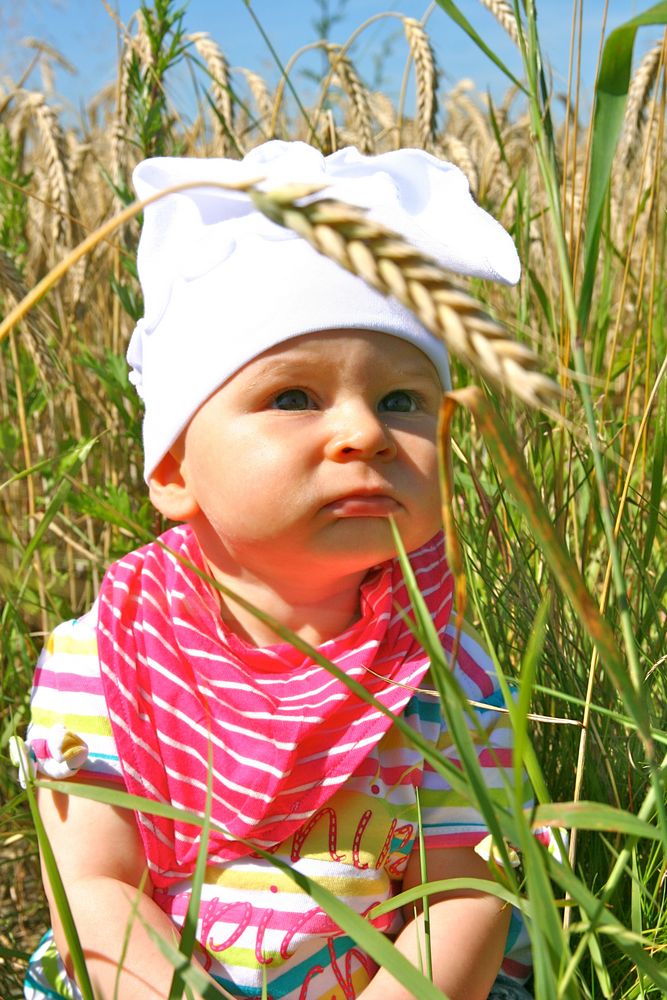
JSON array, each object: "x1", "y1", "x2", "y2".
[{"x1": 324, "y1": 403, "x2": 397, "y2": 462}]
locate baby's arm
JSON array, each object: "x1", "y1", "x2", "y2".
[
  {"x1": 358, "y1": 846, "x2": 510, "y2": 1000},
  {"x1": 38, "y1": 785, "x2": 206, "y2": 1000}
]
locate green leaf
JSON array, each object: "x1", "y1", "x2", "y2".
[
  {"x1": 370, "y1": 877, "x2": 524, "y2": 918},
  {"x1": 21, "y1": 771, "x2": 95, "y2": 1000},
  {"x1": 580, "y1": 2, "x2": 667, "y2": 332},
  {"x1": 533, "y1": 802, "x2": 662, "y2": 840},
  {"x1": 545, "y1": 851, "x2": 667, "y2": 990},
  {"x1": 449, "y1": 386, "x2": 653, "y2": 750},
  {"x1": 18, "y1": 437, "x2": 99, "y2": 576},
  {"x1": 167, "y1": 745, "x2": 214, "y2": 1000}
]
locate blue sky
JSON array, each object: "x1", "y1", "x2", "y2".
[{"x1": 0, "y1": 1, "x2": 657, "y2": 123}]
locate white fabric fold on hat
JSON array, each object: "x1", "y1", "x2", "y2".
[{"x1": 127, "y1": 141, "x2": 520, "y2": 479}]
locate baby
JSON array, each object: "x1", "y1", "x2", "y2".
[{"x1": 22, "y1": 142, "x2": 533, "y2": 1000}]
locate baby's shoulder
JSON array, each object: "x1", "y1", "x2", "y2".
[
  {"x1": 25, "y1": 599, "x2": 122, "y2": 784},
  {"x1": 37, "y1": 601, "x2": 100, "y2": 674}
]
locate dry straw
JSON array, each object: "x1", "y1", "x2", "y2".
[{"x1": 22, "y1": 39, "x2": 76, "y2": 97}]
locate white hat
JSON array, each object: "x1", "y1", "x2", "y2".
[{"x1": 127, "y1": 141, "x2": 520, "y2": 479}]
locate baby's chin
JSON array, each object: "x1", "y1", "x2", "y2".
[{"x1": 317, "y1": 520, "x2": 440, "y2": 568}]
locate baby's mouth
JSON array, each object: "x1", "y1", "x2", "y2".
[{"x1": 324, "y1": 494, "x2": 400, "y2": 517}]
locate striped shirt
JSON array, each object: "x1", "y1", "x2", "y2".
[{"x1": 27, "y1": 604, "x2": 533, "y2": 998}]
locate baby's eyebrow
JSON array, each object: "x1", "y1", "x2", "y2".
[
  {"x1": 246, "y1": 358, "x2": 316, "y2": 382},
  {"x1": 244, "y1": 353, "x2": 441, "y2": 388},
  {"x1": 390, "y1": 367, "x2": 440, "y2": 380}
]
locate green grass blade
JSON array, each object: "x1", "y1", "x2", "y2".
[
  {"x1": 246, "y1": 845, "x2": 449, "y2": 1000},
  {"x1": 370, "y1": 877, "x2": 524, "y2": 918},
  {"x1": 533, "y1": 802, "x2": 662, "y2": 840},
  {"x1": 450, "y1": 386, "x2": 653, "y2": 750},
  {"x1": 17, "y1": 438, "x2": 99, "y2": 576},
  {"x1": 113, "y1": 870, "x2": 151, "y2": 1000},
  {"x1": 167, "y1": 743, "x2": 214, "y2": 1000},
  {"x1": 389, "y1": 519, "x2": 519, "y2": 873},
  {"x1": 545, "y1": 852, "x2": 667, "y2": 990},
  {"x1": 20, "y1": 766, "x2": 95, "y2": 1000},
  {"x1": 242, "y1": 0, "x2": 319, "y2": 144},
  {"x1": 580, "y1": 1, "x2": 667, "y2": 332},
  {"x1": 642, "y1": 375, "x2": 666, "y2": 571},
  {"x1": 433, "y1": 0, "x2": 525, "y2": 91},
  {"x1": 414, "y1": 788, "x2": 433, "y2": 982},
  {"x1": 140, "y1": 924, "x2": 234, "y2": 999}
]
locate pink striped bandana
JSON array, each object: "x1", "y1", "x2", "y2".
[{"x1": 97, "y1": 525, "x2": 453, "y2": 887}]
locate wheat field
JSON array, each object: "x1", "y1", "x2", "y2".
[{"x1": 1, "y1": 1, "x2": 666, "y2": 997}]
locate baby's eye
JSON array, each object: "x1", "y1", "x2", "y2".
[
  {"x1": 270, "y1": 389, "x2": 315, "y2": 411},
  {"x1": 378, "y1": 390, "x2": 419, "y2": 413}
]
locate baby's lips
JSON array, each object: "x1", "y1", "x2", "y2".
[{"x1": 326, "y1": 495, "x2": 401, "y2": 517}]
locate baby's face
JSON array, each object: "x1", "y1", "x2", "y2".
[{"x1": 171, "y1": 329, "x2": 442, "y2": 584}]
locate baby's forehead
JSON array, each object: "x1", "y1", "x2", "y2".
[{"x1": 244, "y1": 327, "x2": 441, "y2": 375}]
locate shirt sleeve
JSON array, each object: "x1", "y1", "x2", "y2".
[
  {"x1": 24, "y1": 602, "x2": 124, "y2": 784},
  {"x1": 406, "y1": 617, "x2": 530, "y2": 851}
]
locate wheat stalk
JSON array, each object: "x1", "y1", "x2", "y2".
[
  {"x1": 188, "y1": 32, "x2": 235, "y2": 154},
  {"x1": 251, "y1": 185, "x2": 558, "y2": 408},
  {"x1": 438, "y1": 136, "x2": 479, "y2": 194},
  {"x1": 26, "y1": 92, "x2": 71, "y2": 248},
  {"x1": 0, "y1": 249, "x2": 56, "y2": 378},
  {"x1": 111, "y1": 44, "x2": 133, "y2": 195},
  {"x1": 452, "y1": 91, "x2": 492, "y2": 152},
  {"x1": 134, "y1": 9, "x2": 155, "y2": 70},
  {"x1": 402, "y1": 17, "x2": 438, "y2": 150},
  {"x1": 477, "y1": 0, "x2": 522, "y2": 46},
  {"x1": 237, "y1": 67, "x2": 273, "y2": 135},
  {"x1": 616, "y1": 38, "x2": 665, "y2": 171},
  {"x1": 326, "y1": 45, "x2": 374, "y2": 154},
  {"x1": 368, "y1": 90, "x2": 398, "y2": 141}
]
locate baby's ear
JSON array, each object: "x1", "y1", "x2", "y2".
[{"x1": 148, "y1": 450, "x2": 199, "y2": 522}]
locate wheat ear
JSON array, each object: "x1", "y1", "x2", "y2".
[
  {"x1": 237, "y1": 67, "x2": 273, "y2": 135},
  {"x1": 437, "y1": 136, "x2": 479, "y2": 194},
  {"x1": 0, "y1": 248, "x2": 55, "y2": 376},
  {"x1": 326, "y1": 45, "x2": 374, "y2": 154},
  {"x1": 477, "y1": 0, "x2": 522, "y2": 46},
  {"x1": 134, "y1": 9, "x2": 155, "y2": 69},
  {"x1": 403, "y1": 18, "x2": 438, "y2": 150},
  {"x1": 188, "y1": 32, "x2": 235, "y2": 154},
  {"x1": 616, "y1": 39, "x2": 665, "y2": 170},
  {"x1": 250, "y1": 185, "x2": 558, "y2": 408},
  {"x1": 368, "y1": 90, "x2": 398, "y2": 139},
  {"x1": 27, "y1": 92, "x2": 71, "y2": 248},
  {"x1": 110, "y1": 44, "x2": 132, "y2": 194}
]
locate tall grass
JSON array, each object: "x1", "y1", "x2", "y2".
[{"x1": 1, "y1": 1, "x2": 666, "y2": 996}]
